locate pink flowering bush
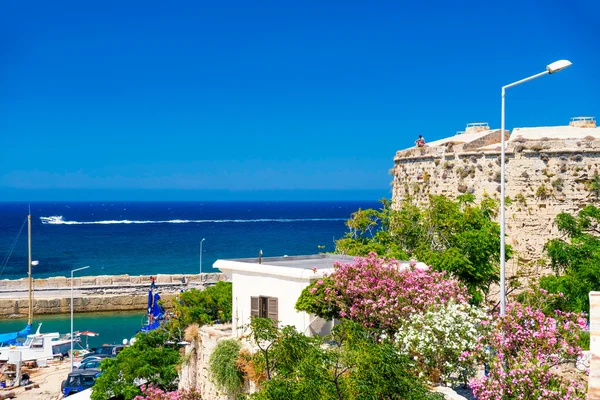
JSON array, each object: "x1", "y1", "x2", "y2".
[
  {"x1": 296, "y1": 252, "x2": 469, "y2": 335},
  {"x1": 469, "y1": 298, "x2": 588, "y2": 400},
  {"x1": 133, "y1": 384, "x2": 202, "y2": 400}
]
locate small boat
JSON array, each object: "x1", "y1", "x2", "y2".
[
  {"x1": 0, "y1": 325, "x2": 80, "y2": 362},
  {"x1": 52, "y1": 333, "x2": 82, "y2": 357}
]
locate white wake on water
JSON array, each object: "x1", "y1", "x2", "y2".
[{"x1": 39, "y1": 216, "x2": 346, "y2": 225}]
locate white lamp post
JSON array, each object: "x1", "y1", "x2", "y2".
[
  {"x1": 500, "y1": 59, "x2": 572, "y2": 316},
  {"x1": 71, "y1": 266, "x2": 90, "y2": 371},
  {"x1": 200, "y1": 238, "x2": 205, "y2": 274}
]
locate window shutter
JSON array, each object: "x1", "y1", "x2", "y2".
[
  {"x1": 267, "y1": 297, "x2": 278, "y2": 321},
  {"x1": 251, "y1": 297, "x2": 259, "y2": 317}
]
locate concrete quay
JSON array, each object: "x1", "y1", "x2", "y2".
[{"x1": 0, "y1": 273, "x2": 227, "y2": 318}]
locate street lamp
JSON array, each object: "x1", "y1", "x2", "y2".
[
  {"x1": 71, "y1": 266, "x2": 90, "y2": 371},
  {"x1": 499, "y1": 59, "x2": 572, "y2": 316},
  {"x1": 200, "y1": 238, "x2": 205, "y2": 274}
]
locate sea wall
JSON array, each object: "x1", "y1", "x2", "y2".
[
  {"x1": 0, "y1": 273, "x2": 227, "y2": 318},
  {"x1": 391, "y1": 137, "x2": 600, "y2": 271},
  {"x1": 0, "y1": 273, "x2": 224, "y2": 292}
]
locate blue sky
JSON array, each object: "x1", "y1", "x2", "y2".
[{"x1": 1, "y1": 0, "x2": 599, "y2": 201}]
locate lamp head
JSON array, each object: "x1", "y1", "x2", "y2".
[{"x1": 546, "y1": 59, "x2": 572, "y2": 74}]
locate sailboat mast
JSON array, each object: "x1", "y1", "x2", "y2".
[{"x1": 27, "y1": 213, "x2": 33, "y2": 325}]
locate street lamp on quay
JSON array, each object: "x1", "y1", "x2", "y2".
[
  {"x1": 200, "y1": 238, "x2": 205, "y2": 275},
  {"x1": 499, "y1": 59, "x2": 572, "y2": 317},
  {"x1": 71, "y1": 266, "x2": 90, "y2": 371}
]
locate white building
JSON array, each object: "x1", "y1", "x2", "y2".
[{"x1": 215, "y1": 254, "x2": 427, "y2": 337}]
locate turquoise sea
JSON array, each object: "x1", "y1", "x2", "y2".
[{"x1": 0, "y1": 312, "x2": 145, "y2": 348}]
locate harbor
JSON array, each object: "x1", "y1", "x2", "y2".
[{"x1": 0, "y1": 273, "x2": 226, "y2": 317}]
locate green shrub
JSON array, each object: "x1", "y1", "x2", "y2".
[
  {"x1": 209, "y1": 339, "x2": 244, "y2": 395},
  {"x1": 536, "y1": 184, "x2": 549, "y2": 199},
  {"x1": 173, "y1": 281, "x2": 233, "y2": 328},
  {"x1": 578, "y1": 330, "x2": 590, "y2": 351},
  {"x1": 552, "y1": 177, "x2": 564, "y2": 191}
]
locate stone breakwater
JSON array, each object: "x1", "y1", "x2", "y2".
[{"x1": 0, "y1": 273, "x2": 227, "y2": 318}]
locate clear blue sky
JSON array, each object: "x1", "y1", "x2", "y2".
[{"x1": 1, "y1": 0, "x2": 598, "y2": 201}]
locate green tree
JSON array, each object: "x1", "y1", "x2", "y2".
[
  {"x1": 541, "y1": 204, "x2": 600, "y2": 313},
  {"x1": 170, "y1": 281, "x2": 233, "y2": 334},
  {"x1": 336, "y1": 195, "x2": 510, "y2": 303},
  {"x1": 249, "y1": 320, "x2": 442, "y2": 400},
  {"x1": 91, "y1": 329, "x2": 181, "y2": 400}
]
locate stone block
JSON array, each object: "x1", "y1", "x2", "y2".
[
  {"x1": 96, "y1": 276, "x2": 113, "y2": 286},
  {"x1": 156, "y1": 274, "x2": 172, "y2": 284},
  {"x1": 81, "y1": 277, "x2": 98, "y2": 286}
]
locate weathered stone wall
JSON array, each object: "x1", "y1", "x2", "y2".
[
  {"x1": 589, "y1": 292, "x2": 600, "y2": 398},
  {"x1": 179, "y1": 324, "x2": 260, "y2": 399},
  {"x1": 391, "y1": 137, "x2": 600, "y2": 268},
  {"x1": 0, "y1": 293, "x2": 179, "y2": 317},
  {"x1": 179, "y1": 324, "x2": 235, "y2": 400}
]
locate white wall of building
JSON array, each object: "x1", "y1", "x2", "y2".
[{"x1": 230, "y1": 270, "x2": 317, "y2": 336}]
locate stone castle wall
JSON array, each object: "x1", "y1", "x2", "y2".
[{"x1": 391, "y1": 134, "x2": 600, "y2": 270}]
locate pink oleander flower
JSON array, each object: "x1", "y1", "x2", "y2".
[
  {"x1": 308, "y1": 252, "x2": 469, "y2": 335},
  {"x1": 470, "y1": 300, "x2": 587, "y2": 400}
]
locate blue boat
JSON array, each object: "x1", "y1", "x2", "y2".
[{"x1": 139, "y1": 285, "x2": 165, "y2": 333}]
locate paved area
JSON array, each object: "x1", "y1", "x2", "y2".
[{"x1": 1, "y1": 360, "x2": 72, "y2": 400}]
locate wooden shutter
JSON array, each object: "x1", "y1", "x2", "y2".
[
  {"x1": 250, "y1": 297, "x2": 259, "y2": 317},
  {"x1": 267, "y1": 297, "x2": 278, "y2": 322}
]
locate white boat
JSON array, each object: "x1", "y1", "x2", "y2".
[{"x1": 0, "y1": 327, "x2": 81, "y2": 362}]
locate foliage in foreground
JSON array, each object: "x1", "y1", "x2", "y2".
[
  {"x1": 208, "y1": 339, "x2": 244, "y2": 395},
  {"x1": 542, "y1": 204, "x2": 600, "y2": 313},
  {"x1": 296, "y1": 252, "x2": 469, "y2": 337},
  {"x1": 93, "y1": 282, "x2": 233, "y2": 400},
  {"x1": 91, "y1": 329, "x2": 181, "y2": 400},
  {"x1": 243, "y1": 318, "x2": 443, "y2": 400},
  {"x1": 133, "y1": 385, "x2": 202, "y2": 400},
  {"x1": 335, "y1": 195, "x2": 510, "y2": 303},
  {"x1": 469, "y1": 295, "x2": 588, "y2": 400}
]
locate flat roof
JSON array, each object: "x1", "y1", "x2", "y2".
[
  {"x1": 215, "y1": 254, "x2": 428, "y2": 280},
  {"x1": 227, "y1": 254, "x2": 356, "y2": 270}
]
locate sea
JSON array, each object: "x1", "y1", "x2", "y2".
[{"x1": 0, "y1": 200, "x2": 377, "y2": 345}]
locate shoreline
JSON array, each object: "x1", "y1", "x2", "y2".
[{"x1": 0, "y1": 273, "x2": 227, "y2": 318}]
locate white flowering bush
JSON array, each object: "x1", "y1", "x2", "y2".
[{"x1": 395, "y1": 301, "x2": 489, "y2": 385}]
